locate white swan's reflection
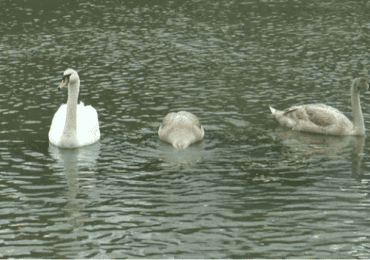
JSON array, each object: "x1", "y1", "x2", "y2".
[
  {"x1": 49, "y1": 142, "x2": 101, "y2": 228},
  {"x1": 274, "y1": 128, "x2": 364, "y2": 176}
]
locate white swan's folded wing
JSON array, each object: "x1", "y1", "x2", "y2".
[{"x1": 77, "y1": 102, "x2": 100, "y2": 146}]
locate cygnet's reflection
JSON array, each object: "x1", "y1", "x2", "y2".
[
  {"x1": 49, "y1": 142, "x2": 101, "y2": 229},
  {"x1": 274, "y1": 128, "x2": 365, "y2": 176},
  {"x1": 158, "y1": 139, "x2": 205, "y2": 169},
  {"x1": 351, "y1": 136, "x2": 365, "y2": 177}
]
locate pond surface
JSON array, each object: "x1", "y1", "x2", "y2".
[{"x1": 1, "y1": 0, "x2": 370, "y2": 258}]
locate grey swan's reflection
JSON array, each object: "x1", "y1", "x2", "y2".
[
  {"x1": 274, "y1": 128, "x2": 365, "y2": 176},
  {"x1": 270, "y1": 77, "x2": 369, "y2": 135},
  {"x1": 158, "y1": 140, "x2": 205, "y2": 169},
  {"x1": 351, "y1": 136, "x2": 365, "y2": 177},
  {"x1": 49, "y1": 142, "x2": 101, "y2": 229},
  {"x1": 158, "y1": 111, "x2": 204, "y2": 149}
]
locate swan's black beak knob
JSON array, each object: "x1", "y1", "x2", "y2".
[{"x1": 58, "y1": 74, "x2": 71, "y2": 90}]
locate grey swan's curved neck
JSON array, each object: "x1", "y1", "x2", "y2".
[{"x1": 351, "y1": 81, "x2": 365, "y2": 135}]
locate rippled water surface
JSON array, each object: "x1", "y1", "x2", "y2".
[{"x1": 2, "y1": 0, "x2": 370, "y2": 258}]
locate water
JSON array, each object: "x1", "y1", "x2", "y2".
[{"x1": 1, "y1": 0, "x2": 370, "y2": 258}]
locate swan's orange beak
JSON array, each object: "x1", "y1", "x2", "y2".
[
  {"x1": 58, "y1": 79, "x2": 68, "y2": 90},
  {"x1": 58, "y1": 74, "x2": 70, "y2": 90}
]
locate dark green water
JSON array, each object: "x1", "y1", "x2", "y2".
[{"x1": 1, "y1": 0, "x2": 370, "y2": 258}]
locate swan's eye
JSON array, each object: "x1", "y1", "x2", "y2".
[{"x1": 62, "y1": 74, "x2": 71, "y2": 82}]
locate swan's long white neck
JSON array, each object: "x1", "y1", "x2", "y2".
[
  {"x1": 351, "y1": 82, "x2": 365, "y2": 135},
  {"x1": 61, "y1": 81, "x2": 80, "y2": 142}
]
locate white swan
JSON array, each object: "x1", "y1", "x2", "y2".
[
  {"x1": 158, "y1": 111, "x2": 205, "y2": 149},
  {"x1": 270, "y1": 77, "x2": 369, "y2": 135},
  {"x1": 49, "y1": 69, "x2": 100, "y2": 148}
]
